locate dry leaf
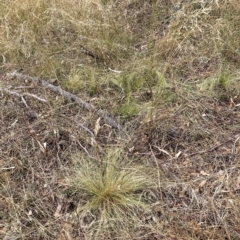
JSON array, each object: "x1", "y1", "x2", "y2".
[
  {"x1": 57, "y1": 223, "x2": 73, "y2": 240},
  {"x1": 199, "y1": 180, "x2": 207, "y2": 187},
  {"x1": 175, "y1": 151, "x2": 182, "y2": 159},
  {"x1": 90, "y1": 137, "x2": 97, "y2": 146},
  {"x1": 54, "y1": 204, "x2": 62, "y2": 218},
  {"x1": 129, "y1": 146, "x2": 134, "y2": 152},
  {"x1": 216, "y1": 170, "x2": 224, "y2": 176},
  {"x1": 190, "y1": 172, "x2": 199, "y2": 177},
  {"x1": 235, "y1": 176, "x2": 240, "y2": 190},
  {"x1": 94, "y1": 117, "x2": 101, "y2": 136},
  {"x1": 37, "y1": 140, "x2": 47, "y2": 153},
  {"x1": 200, "y1": 170, "x2": 209, "y2": 176}
]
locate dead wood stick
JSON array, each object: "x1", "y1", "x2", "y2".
[
  {"x1": 1, "y1": 88, "x2": 47, "y2": 103},
  {"x1": 8, "y1": 72, "x2": 121, "y2": 130}
]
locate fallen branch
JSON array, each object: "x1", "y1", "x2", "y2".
[{"x1": 8, "y1": 72, "x2": 121, "y2": 130}]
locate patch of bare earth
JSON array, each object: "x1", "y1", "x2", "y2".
[
  {"x1": 130, "y1": 96, "x2": 240, "y2": 239},
  {"x1": 0, "y1": 73, "x2": 116, "y2": 239},
  {"x1": 1, "y1": 71, "x2": 240, "y2": 239}
]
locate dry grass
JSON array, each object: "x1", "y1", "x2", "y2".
[
  {"x1": 1, "y1": 0, "x2": 240, "y2": 239},
  {"x1": 64, "y1": 150, "x2": 154, "y2": 230}
]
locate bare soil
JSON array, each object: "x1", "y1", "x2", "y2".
[{"x1": 1, "y1": 71, "x2": 240, "y2": 239}]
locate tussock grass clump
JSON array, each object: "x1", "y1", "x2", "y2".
[
  {"x1": 63, "y1": 66, "x2": 98, "y2": 94},
  {"x1": 64, "y1": 149, "x2": 153, "y2": 226},
  {"x1": 198, "y1": 71, "x2": 240, "y2": 101}
]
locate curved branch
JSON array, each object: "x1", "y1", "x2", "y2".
[{"x1": 8, "y1": 72, "x2": 121, "y2": 130}]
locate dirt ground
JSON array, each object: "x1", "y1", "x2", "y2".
[{"x1": 1, "y1": 71, "x2": 240, "y2": 239}]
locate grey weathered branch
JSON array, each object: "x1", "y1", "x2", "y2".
[{"x1": 7, "y1": 72, "x2": 121, "y2": 130}]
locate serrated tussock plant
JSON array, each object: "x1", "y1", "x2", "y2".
[{"x1": 65, "y1": 149, "x2": 153, "y2": 225}]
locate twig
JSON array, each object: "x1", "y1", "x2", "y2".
[
  {"x1": 232, "y1": 135, "x2": 239, "y2": 155},
  {"x1": 186, "y1": 139, "x2": 232, "y2": 157},
  {"x1": 0, "y1": 167, "x2": 15, "y2": 171},
  {"x1": 1, "y1": 88, "x2": 47, "y2": 103},
  {"x1": 21, "y1": 95, "x2": 29, "y2": 108},
  {"x1": 76, "y1": 139, "x2": 90, "y2": 156},
  {"x1": 67, "y1": 117, "x2": 95, "y2": 138},
  {"x1": 7, "y1": 72, "x2": 122, "y2": 130},
  {"x1": 61, "y1": 115, "x2": 97, "y2": 144},
  {"x1": 149, "y1": 145, "x2": 161, "y2": 189},
  {"x1": 1, "y1": 87, "x2": 38, "y2": 118},
  {"x1": 80, "y1": 45, "x2": 99, "y2": 60},
  {"x1": 23, "y1": 93, "x2": 47, "y2": 102},
  {"x1": 153, "y1": 145, "x2": 173, "y2": 158},
  {"x1": 108, "y1": 67, "x2": 122, "y2": 74}
]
